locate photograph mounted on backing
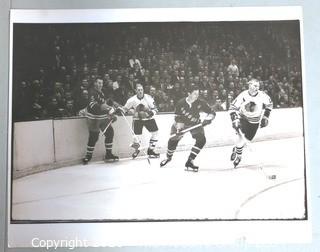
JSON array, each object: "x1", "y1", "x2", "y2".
[{"x1": 10, "y1": 12, "x2": 307, "y2": 223}]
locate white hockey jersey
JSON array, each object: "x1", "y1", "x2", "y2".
[
  {"x1": 229, "y1": 90, "x2": 273, "y2": 123},
  {"x1": 124, "y1": 94, "x2": 157, "y2": 120}
]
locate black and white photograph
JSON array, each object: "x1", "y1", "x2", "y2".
[{"x1": 8, "y1": 7, "x2": 310, "y2": 246}]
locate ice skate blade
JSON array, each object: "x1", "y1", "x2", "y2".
[
  {"x1": 160, "y1": 159, "x2": 171, "y2": 167},
  {"x1": 184, "y1": 167, "x2": 199, "y2": 172},
  {"x1": 148, "y1": 155, "x2": 160, "y2": 159},
  {"x1": 104, "y1": 159, "x2": 119, "y2": 163}
]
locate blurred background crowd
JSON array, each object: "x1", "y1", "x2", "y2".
[{"x1": 13, "y1": 21, "x2": 302, "y2": 122}]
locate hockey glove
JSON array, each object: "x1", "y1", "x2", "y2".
[
  {"x1": 78, "y1": 108, "x2": 87, "y2": 117},
  {"x1": 260, "y1": 116, "x2": 269, "y2": 128},
  {"x1": 202, "y1": 113, "x2": 215, "y2": 127},
  {"x1": 100, "y1": 103, "x2": 111, "y2": 113},
  {"x1": 174, "y1": 122, "x2": 185, "y2": 137},
  {"x1": 108, "y1": 107, "x2": 115, "y2": 115},
  {"x1": 146, "y1": 110, "x2": 155, "y2": 117},
  {"x1": 138, "y1": 111, "x2": 149, "y2": 119},
  {"x1": 202, "y1": 119, "x2": 212, "y2": 127},
  {"x1": 111, "y1": 115, "x2": 117, "y2": 123},
  {"x1": 230, "y1": 112, "x2": 241, "y2": 130},
  {"x1": 115, "y1": 106, "x2": 126, "y2": 115}
]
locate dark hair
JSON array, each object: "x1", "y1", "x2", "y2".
[
  {"x1": 94, "y1": 76, "x2": 103, "y2": 82},
  {"x1": 187, "y1": 84, "x2": 199, "y2": 94}
]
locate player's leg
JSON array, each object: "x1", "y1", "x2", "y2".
[
  {"x1": 185, "y1": 126, "x2": 206, "y2": 171},
  {"x1": 160, "y1": 124, "x2": 183, "y2": 167},
  {"x1": 131, "y1": 120, "x2": 143, "y2": 158},
  {"x1": 83, "y1": 119, "x2": 100, "y2": 164},
  {"x1": 232, "y1": 118, "x2": 259, "y2": 168},
  {"x1": 103, "y1": 124, "x2": 119, "y2": 161},
  {"x1": 145, "y1": 119, "x2": 160, "y2": 158}
]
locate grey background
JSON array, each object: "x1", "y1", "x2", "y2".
[{"x1": 1, "y1": 0, "x2": 319, "y2": 251}]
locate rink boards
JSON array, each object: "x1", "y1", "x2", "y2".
[{"x1": 12, "y1": 108, "x2": 304, "y2": 178}]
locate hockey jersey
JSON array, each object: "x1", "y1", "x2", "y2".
[
  {"x1": 85, "y1": 88, "x2": 111, "y2": 120},
  {"x1": 175, "y1": 98, "x2": 214, "y2": 125},
  {"x1": 124, "y1": 94, "x2": 157, "y2": 120},
  {"x1": 229, "y1": 90, "x2": 273, "y2": 123}
]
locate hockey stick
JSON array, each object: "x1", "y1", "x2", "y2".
[
  {"x1": 236, "y1": 127, "x2": 276, "y2": 180},
  {"x1": 101, "y1": 119, "x2": 113, "y2": 135},
  {"x1": 169, "y1": 123, "x2": 203, "y2": 139},
  {"x1": 119, "y1": 111, "x2": 151, "y2": 165}
]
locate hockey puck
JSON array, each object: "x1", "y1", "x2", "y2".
[{"x1": 268, "y1": 175, "x2": 276, "y2": 180}]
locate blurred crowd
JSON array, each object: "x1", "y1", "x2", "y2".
[{"x1": 13, "y1": 21, "x2": 303, "y2": 122}]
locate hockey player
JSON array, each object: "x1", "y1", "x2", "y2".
[
  {"x1": 82, "y1": 77, "x2": 119, "y2": 164},
  {"x1": 229, "y1": 79, "x2": 273, "y2": 168},
  {"x1": 123, "y1": 83, "x2": 160, "y2": 159},
  {"x1": 160, "y1": 84, "x2": 216, "y2": 172}
]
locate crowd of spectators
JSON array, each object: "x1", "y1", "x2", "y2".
[{"x1": 13, "y1": 21, "x2": 303, "y2": 122}]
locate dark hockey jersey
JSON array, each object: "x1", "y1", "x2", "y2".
[
  {"x1": 174, "y1": 98, "x2": 214, "y2": 125},
  {"x1": 86, "y1": 88, "x2": 110, "y2": 119}
]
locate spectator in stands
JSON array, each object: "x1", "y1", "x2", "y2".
[
  {"x1": 75, "y1": 89, "x2": 89, "y2": 112},
  {"x1": 227, "y1": 59, "x2": 239, "y2": 77},
  {"x1": 64, "y1": 100, "x2": 76, "y2": 117},
  {"x1": 212, "y1": 97, "x2": 224, "y2": 111},
  {"x1": 47, "y1": 97, "x2": 62, "y2": 118},
  {"x1": 129, "y1": 54, "x2": 142, "y2": 69},
  {"x1": 13, "y1": 22, "x2": 303, "y2": 121}
]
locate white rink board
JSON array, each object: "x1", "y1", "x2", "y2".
[{"x1": 12, "y1": 108, "x2": 304, "y2": 176}]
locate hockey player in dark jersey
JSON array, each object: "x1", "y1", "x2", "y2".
[
  {"x1": 160, "y1": 84, "x2": 216, "y2": 172},
  {"x1": 81, "y1": 77, "x2": 119, "y2": 164}
]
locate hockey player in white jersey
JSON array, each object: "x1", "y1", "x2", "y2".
[
  {"x1": 123, "y1": 83, "x2": 160, "y2": 159},
  {"x1": 229, "y1": 79, "x2": 273, "y2": 168}
]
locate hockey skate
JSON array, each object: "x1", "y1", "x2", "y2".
[
  {"x1": 104, "y1": 152, "x2": 119, "y2": 162},
  {"x1": 233, "y1": 155, "x2": 242, "y2": 168},
  {"x1": 230, "y1": 146, "x2": 237, "y2": 161},
  {"x1": 185, "y1": 159, "x2": 199, "y2": 172},
  {"x1": 82, "y1": 155, "x2": 92, "y2": 165},
  {"x1": 147, "y1": 148, "x2": 160, "y2": 158},
  {"x1": 160, "y1": 157, "x2": 172, "y2": 167},
  {"x1": 131, "y1": 142, "x2": 140, "y2": 159},
  {"x1": 131, "y1": 149, "x2": 140, "y2": 159}
]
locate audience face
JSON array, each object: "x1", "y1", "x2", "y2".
[
  {"x1": 81, "y1": 79, "x2": 89, "y2": 89},
  {"x1": 150, "y1": 86, "x2": 156, "y2": 97},
  {"x1": 50, "y1": 98, "x2": 58, "y2": 107},
  {"x1": 94, "y1": 79, "x2": 103, "y2": 92},
  {"x1": 81, "y1": 90, "x2": 89, "y2": 99}
]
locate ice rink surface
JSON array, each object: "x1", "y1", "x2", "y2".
[{"x1": 12, "y1": 137, "x2": 306, "y2": 222}]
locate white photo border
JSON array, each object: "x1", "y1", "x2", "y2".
[{"x1": 8, "y1": 6, "x2": 311, "y2": 247}]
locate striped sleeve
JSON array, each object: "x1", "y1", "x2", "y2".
[{"x1": 263, "y1": 92, "x2": 273, "y2": 111}]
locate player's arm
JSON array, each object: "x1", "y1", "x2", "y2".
[
  {"x1": 145, "y1": 95, "x2": 158, "y2": 117},
  {"x1": 260, "y1": 93, "x2": 273, "y2": 128},
  {"x1": 173, "y1": 102, "x2": 186, "y2": 131},
  {"x1": 200, "y1": 100, "x2": 216, "y2": 126},
  {"x1": 123, "y1": 98, "x2": 135, "y2": 115},
  {"x1": 229, "y1": 94, "x2": 243, "y2": 130}
]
